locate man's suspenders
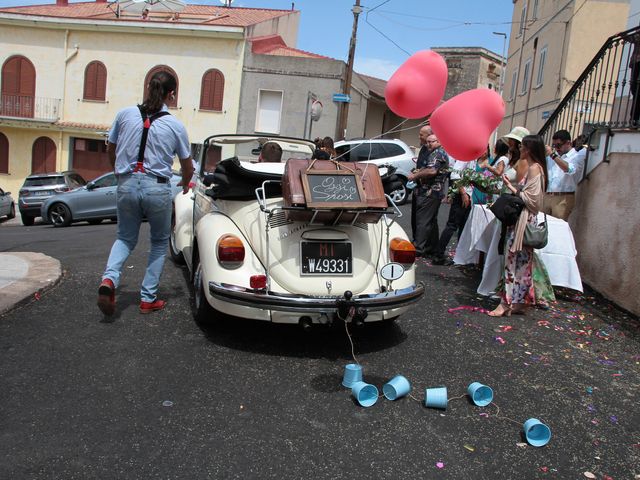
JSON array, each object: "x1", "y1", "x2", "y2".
[{"x1": 133, "y1": 105, "x2": 171, "y2": 173}]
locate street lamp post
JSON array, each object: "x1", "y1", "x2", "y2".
[
  {"x1": 492, "y1": 31, "x2": 508, "y2": 146},
  {"x1": 492, "y1": 31, "x2": 507, "y2": 97}
]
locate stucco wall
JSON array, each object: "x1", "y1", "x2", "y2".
[
  {"x1": 570, "y1": 152, "x2": 640, "y2": 315},
  {"x1": 238, "y1": 51, "x2": 368, "y2": 141}
]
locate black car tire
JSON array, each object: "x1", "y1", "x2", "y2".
[
  {"x1": 193, "y1": 255, "x2": 216, "y2": 324},
  {"x1": 49, "y1": 203, "x2": 72, "y2": 227},
  {"x1": 8, "y1": 203, "x2": 15, "y2": 219},
  {"x1": 169, "y1": 212, "x2": 185, "y2": 264},
  {"x1": 21, "y1": 215, "x2": 35, "y2": 226},
  {"x1": 87, "y1": 219, "x2": 103, "y2": 225}
]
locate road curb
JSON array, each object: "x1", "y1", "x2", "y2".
[{"x1": 0, "y1": 252, "x2": 63, "y2": 316}]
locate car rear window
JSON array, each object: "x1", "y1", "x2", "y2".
[{"x1": 23, "y1": 177, "x2": 65, "y2": 187}]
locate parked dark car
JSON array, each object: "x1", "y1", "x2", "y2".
[
  {"x1": 0, "y1": 187, "x2": 16, "y2": 220},
  {"x1": 18, "y1": 171, "x2": 86, "y2": 226},
  {"x1": 40, "y1": 171, "x2": 183, "y2": 227}
]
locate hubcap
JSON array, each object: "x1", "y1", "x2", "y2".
[
  {"x1": 390, "y1": 186, "x2": 407, "y2": 204},
  {"x1": 50, "y1": 205, "x2": 66, "y2": 224}
]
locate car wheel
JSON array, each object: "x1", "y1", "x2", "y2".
[
  {"x1": 49, "y1": 203, "x2": 72, "y2": 227},
  {"x1": 87, "y1": 219, "x2": 103, "y2": 225},
  {"x1": 21, "y1": 215, "x2": 35, "y2": 226},
  {"x1": 8, "y1": 203, "x2": 15, "y2": 219},
  {"x1": 169, "y1": 212, "x2": 185, "y2": 264},
  {"x1": 193, "y1": 256, "x2": 216, "y2": 323},
  {"x1": 388, "y1": 182, "x2": 408, "y2": 205}
]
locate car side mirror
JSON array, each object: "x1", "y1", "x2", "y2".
[
  {"x1": 3, "y1": 191, "x2": 10, "y2": 196},
  {"x1": 86, "y1": 182, "x2": 96, "y2": 190}
]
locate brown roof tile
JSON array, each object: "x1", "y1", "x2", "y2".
[
  {"x1": 249, "y1": 34, "x2": 333, "y2": 60},
  {"x1": 358, "y1": 73, "x2": 387, "y2": 98},
  {"x1": 0, "y1": 2, "x2": 295, "y2": 27},
  {"x1": 56, "y1": 120, "x2": 111, "y2": 131}
]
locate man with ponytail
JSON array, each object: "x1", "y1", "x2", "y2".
[{"x1": 97, "y1": 71, "x2": 193, "y2": 316}]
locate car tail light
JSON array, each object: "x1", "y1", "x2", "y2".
[
  {"x1": 54, "y1": 186, "x2": 70, "y2": 193},
  {"x1": 217, "y1": 234, "x2": 245, "y2": 268},
  {"x1": 250, "y1": 275, "x2": 267, "y2": 290},
  {"x1": 390, "y1": 237, "x2": 416, "y2": 265},
  {"x1": 19, "y1": 189, "x2": 30, "y2": 197}
]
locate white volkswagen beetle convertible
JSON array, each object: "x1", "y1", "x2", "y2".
[{"x1": 171, "y1": 135, "x2": 424, "y2": 327}]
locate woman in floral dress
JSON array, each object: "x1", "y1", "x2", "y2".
[{"x1": 489, "y1": 135, "x2": 549, "y2": 317}]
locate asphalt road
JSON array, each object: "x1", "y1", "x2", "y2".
[{"x1": 1, "y1": 206, "x2": 639, "y2": 479}]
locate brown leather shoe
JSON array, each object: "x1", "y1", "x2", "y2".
[
  {"x1": 97, "y1": 278, "x2": 116, "y2": 316},
  {"x1": 139, "y1": 299, "x2": 166, "y2": 314}
]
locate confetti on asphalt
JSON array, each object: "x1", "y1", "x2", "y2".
[
  {"x1": 447, "y1": 305, "x2": 489, "y2": 314},
  {"x1": 436, "y1": 462, "x2": 445, "y2": 469},
  {"x1": 516, "y1": 442, "x2": 528, "y2": 448},
  {"x1": 463, "y1": 444, "x2": 475, "y2": 452},
  {"x1": 609, "y1": 415, "x2": 618, "y2": 424},
  {"x1": 583, "y1": 472, "x2": 596, "y2": 479},
  {"x1": 162, "y1": 400, "x2": 173, "y2": 407},
  {"x1": 540, "y1": 466, "x2": 549, "y2": 473},
  {"x1": 586, "y1": 387, "x2": 593, "y2": 394},
  {"x1": 34, "y1": 292, "x2": 41, "y2": 300},
  {"x1": 494, "y1": 336, "x2": 506, "y2": 344}
]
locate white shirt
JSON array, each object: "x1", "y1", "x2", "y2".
[
  {"x1": 546, "y1": 148, "x2": 585, "y2": 193},
  {"x1": 449, "y1": 156, "x2": 476, "y2": 196}
]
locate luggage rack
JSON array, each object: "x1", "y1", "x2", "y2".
[{"x1": 255, "y1": 180, "x2": 402, "y2": 226}]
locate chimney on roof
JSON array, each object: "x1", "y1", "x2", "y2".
[{"x1": 56, "y1": 0, "x2": 68, "y2": 5}]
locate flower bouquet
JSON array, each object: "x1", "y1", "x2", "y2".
[{"x1": 447, "y1": 168, "x2": 501, "y2": 200}]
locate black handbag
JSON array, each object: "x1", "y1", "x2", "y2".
[
  {"x1": 523, "y1": 213, "x2": 548, "y2": 249},
  {"x1": 489, "y1": 193, "x2": 525, "y2": 226}
]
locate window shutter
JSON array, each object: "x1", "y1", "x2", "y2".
[
  {"x1": 0, "y1": 133, "x2": 8, "y2": 174},
  {"x1": 200, "y1": 71, "x2": 213, "y2": 109},
  {"x1": 84, "y1": 62, "x2": 97, "y2": 100},
  {"x1": 212, "y1": 70, "x2": 224, "y2": 111}
]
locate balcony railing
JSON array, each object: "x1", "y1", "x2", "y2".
[
  {"x1": 539, "y1": 26, "x2": 640, "y2": 142},
  {"x1": 0, "y1": 94, "x2": 60, "y2": 122}
]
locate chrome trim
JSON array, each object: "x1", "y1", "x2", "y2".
[{"x1": 208, "y1": 282, "x2": 425, "y2": 313}]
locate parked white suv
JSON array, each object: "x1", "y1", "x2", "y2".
[{"x1": 334, "y1": 138, "x2": 416, "y2": 204}]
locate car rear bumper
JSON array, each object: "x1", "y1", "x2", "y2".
[
  {"x1": 208, "y1": 281, "x2": 425, "y2": 314},
  {"x1": 19, "y1": 203, "x2": 44, "y2": 216}
]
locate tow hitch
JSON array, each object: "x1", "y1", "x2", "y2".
[{"x1": 336, "y1": 290, "x2": 368, "y2": 326}]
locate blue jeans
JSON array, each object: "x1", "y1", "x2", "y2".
[{"x1": 102, "y1": 173, "x2": 172, "y2": 302}]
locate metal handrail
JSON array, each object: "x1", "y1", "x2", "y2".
[
  {"x1": 0, "y1": 94, "x2": 60, "y2": 122},
  {"x1": 538, "y1": 26, "x2": 640, "y2": 142}
]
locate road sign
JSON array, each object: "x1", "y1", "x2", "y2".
[{"x1": 332, "y1": 93, "x2": 351, "y2": 103}]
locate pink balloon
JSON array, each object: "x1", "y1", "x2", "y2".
[
  {"x1": 384, "y1": 50, "x2": 448, "y2": 119},
  {"x1": 430, "y1": 89, "x2": 505, "y2": 161}
]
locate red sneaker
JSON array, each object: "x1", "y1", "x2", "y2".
[
  {"x1": 97, "y1": 278, "x2": 116, "y2": 316},
  {"x1": 139, "y1": 299, "x2": 166, "y2": 314}
]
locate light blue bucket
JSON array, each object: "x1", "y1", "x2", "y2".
[
  {"x1": 467, "y1": 382, "x2": 494, "y2": 407},
  {"x1": 351, "y1": 381, "x2": 379, "y2": 407},
  {"x1": 383, "y1": 375, "x2": 411, "y2": 401},
  {"x1": 342, "y1": 363, "x2": 363, "y2": 388},
  {"x1": 523, "y1": 418, "x2": 551, "y2": 447},
  {"x1": 424, "y1": 386, "x2": 448, "y2": 409}
]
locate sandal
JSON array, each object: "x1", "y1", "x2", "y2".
[{"x1": 488, "y1": 303, "x2": 512, "y2": 317}]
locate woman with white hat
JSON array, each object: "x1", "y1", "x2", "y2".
[{"x1": 502, "y1": 126, "x2": 530, "y2": 185}]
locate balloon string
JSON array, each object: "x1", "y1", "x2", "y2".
[{"x1": 408, "y1": 393, "x2": 422, "y2": 403}]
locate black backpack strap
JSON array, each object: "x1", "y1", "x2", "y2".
[{"x1": 134, "y1": 105, "x2": 171, "y2": 173}]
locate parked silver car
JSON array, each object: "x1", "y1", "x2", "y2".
[
  {"x1": 40, "y1": 172, "x2": 183, "y2": 227},
  {"x1": 334, "y1": 138, "x2": 416, "y2": 205},
  {"x1": 0, "y1": 187, "x2": 16, "y2": 220},
  {"x1": 19, "y1": 171, "x2": 87, "y2": 226}
]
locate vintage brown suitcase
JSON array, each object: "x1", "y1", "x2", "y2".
[{"x1": 282, "y1": 158, "x2": 387, "y2": 224}]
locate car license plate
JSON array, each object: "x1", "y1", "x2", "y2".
[
  {"x1": 33, "y1": 190, "x2": 52, "y2": 196},
  {"x1": 301, "y1": 241, "x2": 352, "y2": 275}
]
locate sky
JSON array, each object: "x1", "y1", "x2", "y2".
[{"x1": 0, "y1": 0, "x2": 514, "y2": 80}]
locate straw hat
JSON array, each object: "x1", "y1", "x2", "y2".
[{"x1": 503, "y1": 126, "x2": 530, "y2": 143}]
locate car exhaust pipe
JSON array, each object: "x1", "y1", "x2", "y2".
[{"x1": 299, "y1": 316, "x2": 313, "y2": 331}]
